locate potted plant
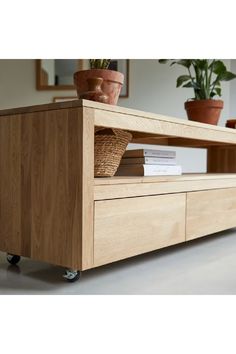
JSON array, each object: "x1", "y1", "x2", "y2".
[
  {"x1": 74, "y1": 59, "x2": 124, "y2": 105},
  {"x1": 159, "y1": 59, "x2": 236, "y2": 125}
]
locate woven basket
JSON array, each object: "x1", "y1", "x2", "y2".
[{"x1": 95, "y1": 127, "x2": 132, "y2": 177}]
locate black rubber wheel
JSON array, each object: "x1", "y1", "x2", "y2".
[
  {"x1": 7, "y1": 254, "x2": 21, "y2": 265},
  {"x1": 63, "y1": 269, "x2": 81, "y2": 283}
]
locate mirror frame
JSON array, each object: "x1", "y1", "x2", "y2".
[
  {"x1": 36, "y1": 59, "x2": 129, "y2": 97},
  {"x1": 36, "y1": 59, "x2": 84, "y2": 90}
]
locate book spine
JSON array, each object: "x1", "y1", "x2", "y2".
[
  {"x1": 144, "y1": 150, "x2": 176, "y2": 158},
  {"x1": 143, "y1": 165, "x2": 182, "y2": 175},
  {"x1": 144, "y1": 157, "x2": 176, "y2": 165},
  {"x1": 121, "y1": 157, "x2": 177, "y2": 165}
]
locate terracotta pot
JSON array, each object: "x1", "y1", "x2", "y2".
[
  {"x1": 185, "y1": 99, "x2": 224, "y2": 125},
  {"x1": 79, "y1": 77, "x2": 109, "y2": 103},
  {"x1": 74, "y1": 69, "x2": 124, "y2": 105},
  {"x1": 226, "y1": 119, "x2": 236, "y2": 129}
]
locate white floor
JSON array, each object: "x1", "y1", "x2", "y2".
[{"x1": 1, "y1": 229, "x2": 236, "y2": 295}]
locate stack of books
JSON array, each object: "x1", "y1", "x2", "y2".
[{"x1": 116, "y1": 149, "x2": 182, "y2": 176}]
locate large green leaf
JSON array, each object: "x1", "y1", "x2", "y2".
[
  {"x1": 176, "y1": 75, "x2": 191, "y2": 87},
  {"x1": 211, "y1": 60, "x2": 226, "y2": 75},
  {"x1": 220, "y1": 71, "x2": 236, "y2": 81}
]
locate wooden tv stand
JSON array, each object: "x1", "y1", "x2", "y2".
[{"x1": 1, "y1": 99, "x2": 236, "y2": 281}]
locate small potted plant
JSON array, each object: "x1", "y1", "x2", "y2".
[
  {"x1": 74, "y1": 59, "x2": 124, "y2": 105},
  {"x1": 159, "y1": 59, "x2": 236, "y2": 125}
]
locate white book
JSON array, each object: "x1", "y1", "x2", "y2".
[
  {"x1": 123, "y1": 149, "x2": 176, "y2": 158},
  {"x1": 116, "y1": 164, "x2": 182, "y2": 176},
  {"x1": 120, "y1": 156, "x2": 177, "y2": 165}
]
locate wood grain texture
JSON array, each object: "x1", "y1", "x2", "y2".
[
  {"x1": 94, "y1": 174, "x2": 236, "y2": 185},
  {"x1": 207, "y1": 146, "x2": 236, "y2": 172},
  {"x1": 0, "y1": 107, "x2": 92, "y2": 270},
  {"x1": 79, "y1": 107, "x2": 94, "y2": 270},
  {"x1": 1, "y1": 99, "x2": 236, "y2": 145},
  {"x1": 0, "y1": 116, "x2": 22, "y2": 255},
  {"x1": 94, "y1": 109, "x2": 236, "y2": 146},
  {"x1": 94, "y1": 194, "x2": 186, "y2": 267},
  {"x1": 94, "y1": 174, "x2": 236, "y2": 200},
  {"x1": 30, "y1": 109, "x2": 74, "y2": 267},
  {"x1": 132, "y1": 136, "x2": 229, "y2": 147},
  {"x1": 186, "y1": 188, "x2": 236, "y2": 240},
  {"x1": 3, "y1": 99, "x2": 236, "y2": 273}
]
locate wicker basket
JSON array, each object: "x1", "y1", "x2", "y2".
[{"x1": 94, "y1": 127, "x2": 132, "y2": 177}]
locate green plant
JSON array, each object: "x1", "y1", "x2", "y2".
[
  {"x1": 159, "y1": 59, "x2": 236, "y2": 100},
  {"x1": 89, "y1": 59, "x2": 111, "y2": 69}
]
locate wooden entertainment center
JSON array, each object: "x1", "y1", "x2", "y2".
[{"x1": 1, "y1": 99, "x2": 236, "y2": 281}]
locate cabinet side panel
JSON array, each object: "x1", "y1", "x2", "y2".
[
  {"x1": 68, "y1": 108, "x2": 83, "y2": 270},
  {"x1": 30, "y1": 108, "x2": 84, "y2": 268},
  {"x1": 0, "y1": 116, "x2": 22, "y2": 255},
  {"x1": 21, "y1": 114, "x2": 32, "y2": 255},
  {"x1": 80, "y1": 107, "x2": 94, "y2": 270},
  {"x1": 30, "y1": 110, "x2": 72, "y2": 266}
]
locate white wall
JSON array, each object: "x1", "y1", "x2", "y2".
[
  {"x1": 0, "y1": 59, "x2": 233, "y2": 173},
  {"x1": 230, "y1": 60, "x2": 236, "y2": 117},
  {"x1": 122, "y1": 60, "x2": 231, "y2": 172},
  {"x1": 0, "y1": 60, "x2": 77, "y2": 108}
]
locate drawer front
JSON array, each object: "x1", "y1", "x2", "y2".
[
  {"x1": 186, "y1": 188, "x2": 236, "y2": 240},
  {"x1": 94, "y1": 194, "x2": 186, "y2": 267}
]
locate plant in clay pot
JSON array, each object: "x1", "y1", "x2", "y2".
[
  {"x1": 74, "y1": 59, "x2": 124, "y2": 105},
  {"x1": 159, "y1": 59, "x2": 236, "y2": 125}
]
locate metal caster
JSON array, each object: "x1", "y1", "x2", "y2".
[
  {"x1": 63, "y1": 269, "x2": 81, "y2": 283},
  {"x1": 7, "y1": 254, "x2": 21, "y2": 265}
]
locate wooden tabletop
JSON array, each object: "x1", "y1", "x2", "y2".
[{"x1": 1, "y1": 99, "x2": 236, "y2": 146}]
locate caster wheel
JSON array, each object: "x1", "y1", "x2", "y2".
[
  {"x1": 7, "y1": 254, "x2": 21, "y2": 265},
  {"x1": 63, "y1": 269, "x2": 81, "y2": 283}
]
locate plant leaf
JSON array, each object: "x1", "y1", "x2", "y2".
[
  {"x1": 220, "y1": 71, "x2": 236, "y2": 81},
  {"x1": 183, "y1": 81, "x2": 200, "y2": 89},
  {"x1": 171, "y1": 59, "x2": 192, "y2": 68},
  {"x1": 182, "y1": 81, "x2": 195, "y2": 88},
  {"x1": 194, "y1": 59, "x2": 208, "y2": 70},
  {"x1": 211, "y1": 79, "x2": 220, "y2": 87},
  {"x1": 158, "y1": 59, "x2": 169, "y2": 64},
  {"x1": 215, "y1": 87, "x2": 222, "y2": 96},
  {"x1": 210, "y1": 91, "x2": 217, "y2": 98},
  {"x1": 176, "y1": 75, "x2": 191, "y2": 87},
  {"x1": 211, "y1": 60, "x2": 227, "y2": 75}
]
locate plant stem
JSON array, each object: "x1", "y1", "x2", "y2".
[
  {"x1": 205, "y1": 60, "x2": 209, "y2": 99},
  {"x1": 208, "y1": 59, "x2": 215, "y2": 97},
  {"x1": 187, "y1": 64, "x2": 198, "y2": 98}
]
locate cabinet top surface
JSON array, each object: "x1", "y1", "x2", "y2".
[{"x1": 1, "y1": 99, "x2": 236, "y2": 145}]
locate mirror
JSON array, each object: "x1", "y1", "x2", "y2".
[
  {"x1": 36, "y1": 59, "x2": 129, "y2": 97},
  {"x1": 36, "y1": 59, "x2": 83, "y2": 90}
]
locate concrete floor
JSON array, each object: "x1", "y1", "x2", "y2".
[{"x1": 1, "y1": 229, "x2": 236, "y2": 295}]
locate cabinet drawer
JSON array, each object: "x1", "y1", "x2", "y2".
[
  {"x1": 186, "y1": 188, "x2": 236, "y2": 240},
  {"x1": 94, "y1": 194, "x2": 186, "y2": 267}
]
